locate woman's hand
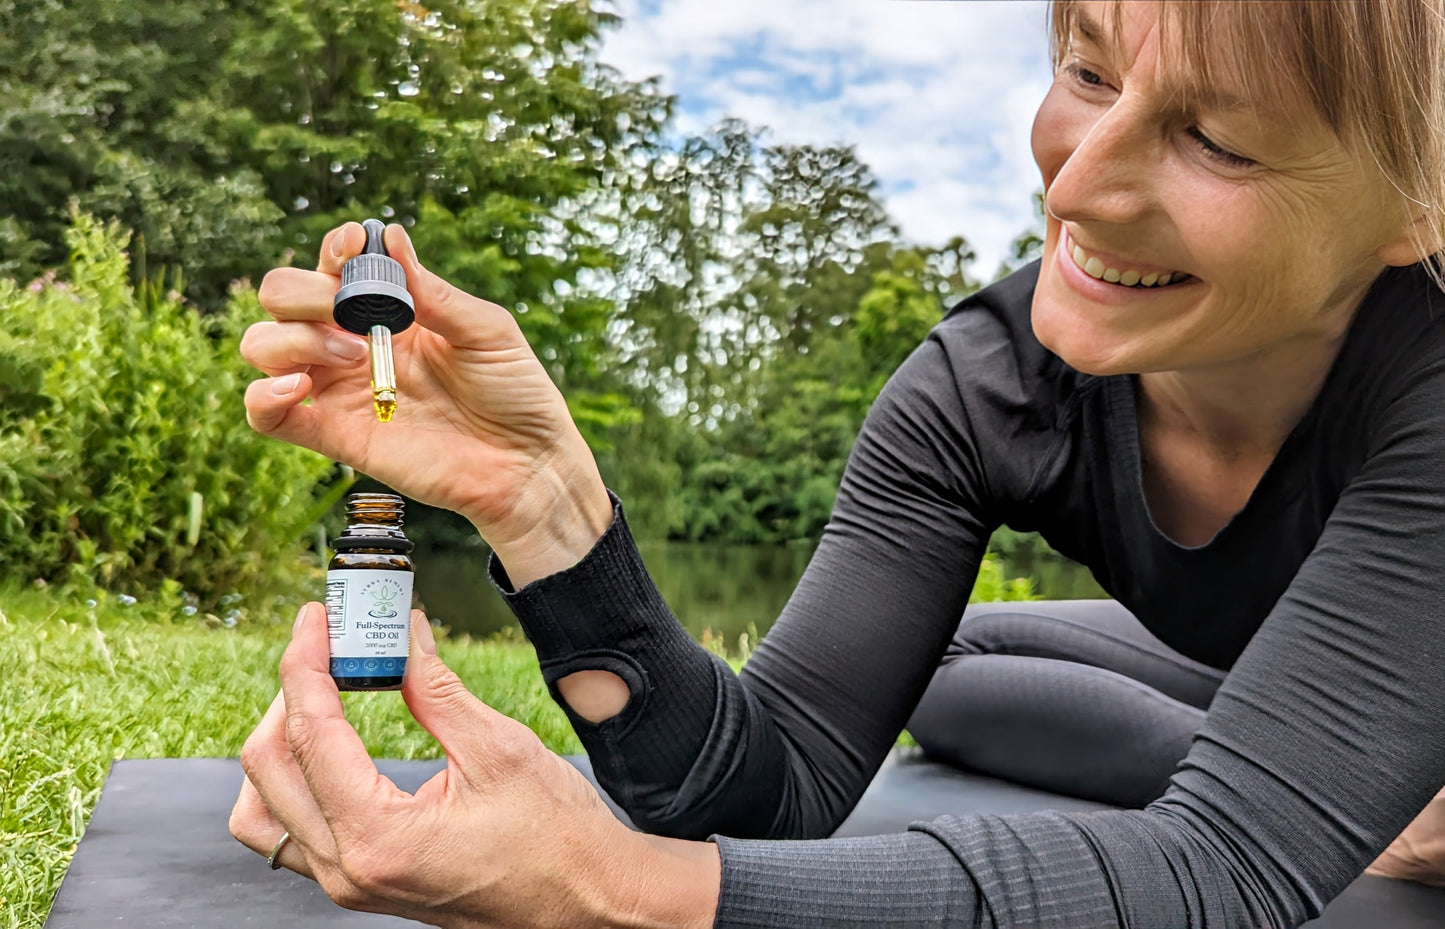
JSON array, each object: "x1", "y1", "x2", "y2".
[
  {"x1": 229, "y1": 604, "x2": 720, "y2": 928},
  {"x1": 241, "y1": 222, "x2": 611, "y2": 586},
  {"x1": 1366, "y1": 787, "x2": 1445, "y2": 887}
]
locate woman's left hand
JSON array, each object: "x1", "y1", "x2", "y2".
[{"x1": 229, "y1": 604, "x2": 720, "y2": 928}]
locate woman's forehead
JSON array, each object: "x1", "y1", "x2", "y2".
[{"x1": 1055, "y1": 0, "x2": 1315, "y2": 122}]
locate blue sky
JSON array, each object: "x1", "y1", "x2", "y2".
[{"x1": 600, "y1": 0, "x2": 1055, "y2": 274}]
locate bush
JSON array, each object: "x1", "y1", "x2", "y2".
[{"x1": 0, "y1": 210, "x2": 337, "y2": 602}]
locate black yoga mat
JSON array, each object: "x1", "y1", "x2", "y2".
[{"x1": 45, "y1": 754, "x2": 1445, "y2": 927}]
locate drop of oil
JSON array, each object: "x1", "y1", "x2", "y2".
[{"x1": 374, "y1": 398, "x2": 396, "y2": 423}]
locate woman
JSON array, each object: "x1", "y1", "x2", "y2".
[{"x1": 230, "y1": 1, "x2": 1445, "y2": 925}]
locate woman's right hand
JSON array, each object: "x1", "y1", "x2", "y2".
[{"x1": 241, "y1": 222, "x2": 612, "y2": 586}]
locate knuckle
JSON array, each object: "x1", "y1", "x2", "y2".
[
  {"x1": 238, "y1": 735, "x2": 266, "y2": 780},
  {"x1": 337, "y1": 846, "x2": 391, "y2": 897},
  {"x1": 430, "y1": 274, "x2": 456, "y2": 310},
  {"x1": 283, "y1": 707, "x2": 320, "y2": 758},
  {"x1": 256, "y1": 267, "x2": 288, "y2": 308},
  {"x1": 321, "y1": 871, "x2": 373, "y2": 911},
  {"x1": 226, "y1": 806, "x2": 251, "y2": 843},
  {"x1": 491, "y1": 718, "x2": 543, "y2": 768},
  {"x1": 238, "y1": 323, "x2": 268, "y2": 364}
]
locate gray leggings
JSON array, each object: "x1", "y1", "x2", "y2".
[{"x1": 906, "y1": 600, "x2": 1227, "y2": 808}]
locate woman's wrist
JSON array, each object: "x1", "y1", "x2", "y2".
[
  {"x1": 470, "y1": 448, "x2": 614, "y2": 589},
  {"x1": 599, "y1": 833, "x2": 721, "y2": 929}
]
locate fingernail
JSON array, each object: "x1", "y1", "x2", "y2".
[
  {"x1": 332, "y1": 229, "x2": 346, "y2": 258},
  {"x1": 272, "y1": 373, "x2": 302, "y2": 395},
  {"x1": 326, "y1": 333, "x2": 368, "y2": 361},
  {"x1": 414, "y1": 610, "x2": 437, "y2": 656},
  {"x1": 294, "y1": 604, "x2": 308, "y2": 633}
]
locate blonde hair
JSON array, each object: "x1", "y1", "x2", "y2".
[{"x1": 1049, "y1": 0, "x2": 1445, "y2": 288}]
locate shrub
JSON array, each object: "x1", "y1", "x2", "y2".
[{"x1": 0, "y1": 210, "x2": 337, "y2": 602}]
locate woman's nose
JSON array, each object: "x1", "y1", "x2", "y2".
[{"x1": 1044, "y1": 100, "x2": 1156, "y2": 228}]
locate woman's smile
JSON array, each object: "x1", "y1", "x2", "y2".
[
  {"x1": 1064, "y1": 230, "x2": 1193, "y2": 288},
  {"x1": 1054, "y1": 228, "x2": 1200, "y2": 309}
]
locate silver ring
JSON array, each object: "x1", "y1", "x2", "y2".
[{"x1": 266, "y1": 831, "x2": 291, "y2": 870}]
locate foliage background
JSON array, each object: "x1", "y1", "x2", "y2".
[{"x1": 0, "y1": 0, "x2": 1055, "y2": 587}]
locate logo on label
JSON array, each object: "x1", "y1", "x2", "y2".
[{"x1": 364, "y1": 579, "x2": 403, "y2": 619}]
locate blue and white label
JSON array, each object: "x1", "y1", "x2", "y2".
[{"x1": 325, "y1": 568, "x2": 412, "y2": 676}]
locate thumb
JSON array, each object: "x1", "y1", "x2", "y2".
[
  {"x1": 401, "y1": 611, "x2": 519, "y2": 781},
  {"x1": 382, "y1": 224, "x2": 521, "y2": 351}
]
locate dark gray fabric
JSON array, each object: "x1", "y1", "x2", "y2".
[
  {"x1": 495, "y1": 262, "x2": 1445, "y2": 927},
  {"x1": 908, "y1": 600, "x2": 1223, "y2": 807},
  {"x1": 45, "y1": 757, "x2": 1445, "y2": 927}
]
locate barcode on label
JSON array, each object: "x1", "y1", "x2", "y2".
[{"x1": 325, "y1": 579, "x2": 347, "y2": 633}]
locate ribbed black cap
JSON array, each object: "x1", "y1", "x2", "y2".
[{"x1": 332, "y1": 218, "x2": 416, "y2": 335}]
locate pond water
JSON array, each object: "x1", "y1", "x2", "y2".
[{"x1": 415, "y1": 541, "x2": 1108, "y2": 644}]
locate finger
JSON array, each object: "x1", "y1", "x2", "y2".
[
  {"x1": 244, "y1": 373, "x2": 324, "y2": 444},
  {"x1": 230, "y1": 775, "x2": 317, "y2": 879},
  {"x1": 237, "y1": 688, "x2": 336, "y2": 866},
  {"x1": 383, "y1": 224, "x2": 524, "y2": 351},
  {"x1": 256, "y1": 267, "x2": 345, "y2": 324},
  {"x1": 401, "y1": 610, "x2": 539, "y2": 787},
  {"x1": 280, "y1": 603, "x2": 402, "y2": 836},
  {"x1": 316, "y1": 222, "x2": 365, "y2": 278},
  {"x1": 241, "y1": 320, "x2": 369, "y2": 377}
]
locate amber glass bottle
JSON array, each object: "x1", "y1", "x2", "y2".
[{"x1": 325, "y1": 493, "x2": 414, "y2": 691}]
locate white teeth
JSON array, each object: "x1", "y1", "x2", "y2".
[{"x1": 1069, "y1": 240, "x2": 1186, "y2": 288}]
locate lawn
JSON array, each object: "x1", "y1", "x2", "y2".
[
  {"x1": 2, "y1": 556, "x2": 992, "y2": 928},
  {"x1": 1, "y1": 583, "x2": 578, "y2": 929}
]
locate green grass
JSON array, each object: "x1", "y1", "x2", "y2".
[
  {"x1": 0, "y1": 583, "x2": 578, "y2": 929},
  {"x1": 1, "y1": 562, "x2": 1021, "y2": 927}
]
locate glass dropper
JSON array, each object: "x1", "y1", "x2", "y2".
[{"x1": 332, "y1": 219, "x2": 415, "y2": 423}]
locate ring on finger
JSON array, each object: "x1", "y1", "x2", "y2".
[{"x1": 267, "y1": 831, "x2": 292, "y2": 871}]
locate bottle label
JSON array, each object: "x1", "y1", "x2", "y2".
[{"x1": 325, "y1": 569, "x2": 413, "y2": 678}]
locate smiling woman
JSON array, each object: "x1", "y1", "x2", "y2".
[{"x1": 229, "y1": 2, "x2": 1445, "y2": 927}]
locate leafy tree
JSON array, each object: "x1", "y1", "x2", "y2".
[{"x1": 0, "y1": 0, "x2": 668, "y2": 410}]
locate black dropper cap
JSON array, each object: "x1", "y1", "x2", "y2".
[{"x1": 332, "y1": 219, "x2": 416, "y2": 336}]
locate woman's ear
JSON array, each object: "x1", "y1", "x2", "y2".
[{"x1": 1378, "y1": 210, "x2": 1442, "y2": 267}]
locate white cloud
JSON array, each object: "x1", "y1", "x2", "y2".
[{"x1": 601, "y1": 0, "x2": 1055, "y2": 275}]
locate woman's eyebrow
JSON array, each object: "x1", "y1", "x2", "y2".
[
  {"x1": 1073, "y1": 8, "x2": 1106, "y2": 47},
  {"x1": 1073, "y1": 7, "x2": 1253, "y2": 116}
]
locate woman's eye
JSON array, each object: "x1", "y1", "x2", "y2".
[
  {"x1": 1187, "y1": 126, "x2": 1255, "y2": 169},
  {"x1": 1066, "y1": 63, "x2": 1107, "y2": 89}
]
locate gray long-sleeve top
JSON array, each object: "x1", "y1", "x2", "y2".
[{"x1": 492, "y1": 261, "x2": 1445, "y2": 927}]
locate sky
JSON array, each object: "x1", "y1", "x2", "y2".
[{"x1": 599, "y1": 0, "x2": 1056, "y2": 276}]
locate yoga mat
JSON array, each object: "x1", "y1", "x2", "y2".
[{"x1": 45, "y1": 754, "x2": 1445, "y2": 927}]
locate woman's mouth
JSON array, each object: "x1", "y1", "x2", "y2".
[{"x1": 1068, "y1": 240, "x2": 1194, "y2": 288}]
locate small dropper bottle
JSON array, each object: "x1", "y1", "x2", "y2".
[
  {"x1": 333, "y1": 219, "x2": 415, "y2": 422},
  {"x1": 325, "y1": 493, "x2": 415, "y2": 691}
]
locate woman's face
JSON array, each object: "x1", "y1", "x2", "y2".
[{"x1": 1030, "y1": 1, "x2": 1409, "y2": 377}]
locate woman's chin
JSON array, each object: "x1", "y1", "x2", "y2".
[{"x1": 1031, "y1": 298, "x2": 1141, "y2": 376}]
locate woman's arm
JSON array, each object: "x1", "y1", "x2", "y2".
[
  {"x1": 503, "y1": 336, "x2": 1445, "y2": 925},
  {"x1": 709, "y1": 354, "x2": 1445, "y2": 927},
  {"x1": 494, "y1": 327, "x2": 1005, "y2": 839}
]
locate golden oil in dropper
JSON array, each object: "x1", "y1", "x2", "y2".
[
  {"x1": 333, "y1": 218, "x2": 414, "y2": 423},
  {"x1": 369, "y1": 324, "x2": 397, "y2": 422}
]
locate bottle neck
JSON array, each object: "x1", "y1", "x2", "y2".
[{"x1": 335, "y1": 493, "x2": 411, "y2": 552}]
